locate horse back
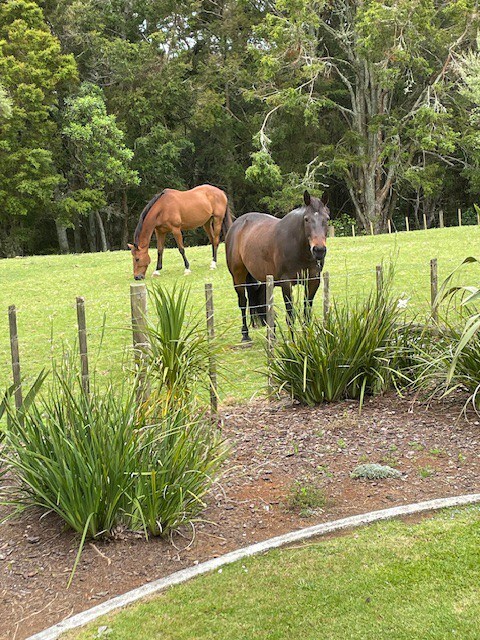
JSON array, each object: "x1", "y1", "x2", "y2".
[
  {"x1": 157, "y1": 184, "x2": 227, "y2": 230},
  {"x1": 226, "y1": 212, "x2": 280, "y2": 282}
]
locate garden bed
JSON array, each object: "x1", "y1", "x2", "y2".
[{"x1": 1, "y1": 392, "x2": 480, "y2": 640}]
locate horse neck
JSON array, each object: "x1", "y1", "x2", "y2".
[
  {"x1": 137, "y1": 208, "x2": 158, "y2": 250},
  {"x1": 278, "y1": 210, "x2": 310, "y2": 254}
]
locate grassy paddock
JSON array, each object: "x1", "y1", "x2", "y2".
[
  {"x1": 0, "y1": 227, "x2": 478, "y2": 402},
  {"x1": 64, "y1": 506, "x2": 480, "y2": 640}
]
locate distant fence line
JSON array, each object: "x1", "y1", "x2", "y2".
[
  {"x1": 333, "y1": 207, "x2": 480, "y2": 238},
  {"x1": 7, "y1": 260, "x2": 442, "y2": 417}
]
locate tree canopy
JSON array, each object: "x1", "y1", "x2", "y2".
[{"x1": 0, "y1": 0, "x2": 479, "y2": 256}]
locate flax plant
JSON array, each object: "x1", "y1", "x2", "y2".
[
  {"x1": 269, "y1": 282, "x2": 403, "y2": 406},
  {"x1": 146, "y1": 283, "x2": 213, "y2": 410}
]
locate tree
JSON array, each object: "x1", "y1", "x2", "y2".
[
  {"x1": 0, "y1": 0, "x2": 77, "y2": 256},
  {"x1": 248, "y1": 0, "x2": 478, "y2": 231},
  {"x1": 61, "y1": 83, "x2": 139, "y2": 251},
  {"x1": 457, "y1": 36, "x2": 480, "y2": 195}
]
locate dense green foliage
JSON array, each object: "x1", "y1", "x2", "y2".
[
  {"x1": 66, "y1": 507, "x2": 480, "y2": 640},
  {"x1": 0, "y1": 1, "x2": 479, "y2": 256},
  {"x1": 269, "y1": 283, "x2": 408, "y2": 405},
  {"x1": 1, "y1": 312, "x2": 226, "y2": 540}
]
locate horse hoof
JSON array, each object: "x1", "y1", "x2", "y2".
[
  {"x1": 152, "y1": 270, "x2": 161, "y2": 277},
  {"x1": 184, "y1": 268, "x2": 192, "y2": 276},
  {"x1": 210, "y1": 261, "x2": 217, "y2": 270}
]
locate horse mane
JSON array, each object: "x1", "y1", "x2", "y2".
[{"x1": 134, "y1": 191, "x2": 165, "y2": 244}]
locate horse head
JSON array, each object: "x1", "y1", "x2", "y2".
[
  {"x1": 302, "y1": 190, "x2": 330, "y2": 268},
  {"x1": 127, "y1": 243, "x2": 151, "y2": 280}
]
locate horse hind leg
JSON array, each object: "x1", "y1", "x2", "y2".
[
  {"x1": 203, "y1": 220, "x2": 217, "y2": 270},
  {"x1": 246, "y1": 274, "x2": 267, "y2": 328},
  {"x1": 235, "y1": 282, "x2": 251, "y2": 342}
]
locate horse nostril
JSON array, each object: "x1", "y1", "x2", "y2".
[
  {"x1": 134, "y1": 275, "x2": 144, "y2": 281},
  {"x1": 312, "y1": 246, "x2": 327, "y2": 259}
]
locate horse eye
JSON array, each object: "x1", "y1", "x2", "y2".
[
  {"x1": 135, "y1": 258, "x2": 139, "y2": 262},
  {"x1": 304, "y1": 216, "x2": 309, "y2": 222}
]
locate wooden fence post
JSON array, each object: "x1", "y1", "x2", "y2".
[
  {"x1": 323, "y1": 271, "x2": 330, "y2": 322},
  {"x1": 266, "y1": 275, "x2": 275, "y2": 397},
  {"x1": 439, "y1": 210, "x2": 444, "y2": 228},
  {"x1": 370, "y1": 221, "x2": 374, "y2": 236},
  {"x1": 130, "y1": 282, "x2": 150, "y2": 401},
  {"x1": 423, "y1": 214, "x2": 427, "y2": 231},
  {"x1": 8, "y1": 305, "x2": 22, "y2": 412},
  {"x1": 376, "y1": 265, "x2": 383, "y2": 294},
  {"x1": 387, "y1": 219, "x2": 392, "y2": 234},
  {"x1": 76, "y1": 296, "x2": 90, "y2": 395},
  {"x1": 430, "y1": 258, "x2": 439, "y2": 323},
  {"x1": 328, "y1": 224, "x2": 335, "y2": 238},
  {"x1": 405, "y1": 217, "x2": 410, "y2": 232},
  {"x1": 351, "y1": 224, "x2": 356, "y2": 237},
  {"x1": 458, "y1": 208, "x2": 462, "y2": 227},
  {"x1": 204, "y1": 283, "x2": 218, "y2": 415},
  {"x1": 477, "y1": 207, "x2": 480, "y2": 226}
]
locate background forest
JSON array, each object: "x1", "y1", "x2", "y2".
[{"x1": 0, "y1": 0, "x2": 479, "y2": 257}]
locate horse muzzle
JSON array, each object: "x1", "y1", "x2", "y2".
[
  {"x1": 311, "y1": 245, "x2": 327, "y2": 262},
  {"x1": 134, "y1": 274, "x2": 145, "y2": 281}
]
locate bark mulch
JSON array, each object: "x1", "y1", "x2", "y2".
[{"x1": 1, "y1": 393, "x2": 479, "y2": 640}]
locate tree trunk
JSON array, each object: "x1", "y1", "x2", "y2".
[
  {"x1": 95, "y1": 210, "x2": 109, "y2": 252},
  {"x1": 87, "y1": 212, "x2": 97, "y2": 252},
  {"x1": 73, "y1": 216, "x2": 82, "y2": 253},
  {"x1": 55, "y1": 220, "x2": 70, "y2": 254},
  {"x1": 121, "y1": 190, "x2": 130, "y2": 248}
]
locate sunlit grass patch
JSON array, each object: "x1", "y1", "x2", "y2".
[{"x1": 63, "y1": 505, "x2": 480, "y2": 640}]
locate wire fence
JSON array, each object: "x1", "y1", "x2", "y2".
[{"x1": 6, "y1": 258, "x2": 446, "y2": 416}]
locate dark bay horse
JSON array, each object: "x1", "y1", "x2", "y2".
[
  {"x1": 225, "y1": 191, "x2": 330, "y2": 341},
  {"x1": 128, "y1": 184, "x2": 233, "y2": 280}
]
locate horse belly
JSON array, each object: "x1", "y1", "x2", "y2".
[{"x1": 179, "y1": 197, "x2": 212, "y2": 229}]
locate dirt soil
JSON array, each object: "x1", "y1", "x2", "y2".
[{"x1": 1, "y1": 393, "x2": 480, "y2": 640}]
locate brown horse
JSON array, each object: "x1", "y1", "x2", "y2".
[
  {"x1": 225, "y1": 191, "x2": 330, "y2": 341},
  {"x1": 128, "y1": 184, "x2": 233, "y2": 280}
]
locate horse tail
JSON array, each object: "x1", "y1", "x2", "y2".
[
  {"x1": 246, "y1": 273, "x2": 267, "y2": 327},
  {"x1": 220, "y1": 203, "x2": 234, "y2": 241}
]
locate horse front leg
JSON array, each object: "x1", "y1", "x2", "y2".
[
  {"x1": 281, "y1": 282, "x2": 294, "y2": 333},
  {"x1": 235, "y1": 283, "x2": 251, "y2": 343},
  {"x1": 172, "y1": 228, "x2": 191, "y2": 275},
  {"x1": 153, "y1": 229, "x2": 166, "y2": 277},
  {"x1": 304, "y1": 273, "x2": 320, "y2": 322}
]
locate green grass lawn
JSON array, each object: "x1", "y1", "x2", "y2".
[
  {"x1": 64, "y1": 505, "x2": 480, "y2": 640},
  {"x1": 0, "y1": 226, "x2": 478, "y2": 402}
]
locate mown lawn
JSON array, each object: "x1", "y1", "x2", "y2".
[
  {"x1": 64, "y1": 505, "x2": 480, "y2": 640},
  {"x1": 0, "y1": 226, "x2": 478, "y2": 402}
]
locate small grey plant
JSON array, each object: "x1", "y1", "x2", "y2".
[{"x1": 351, "y1": 463, "x2": 402, "y2": 480}]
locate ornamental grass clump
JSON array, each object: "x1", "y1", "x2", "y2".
[
  {"x1": 1, "y1": 280, "x2": 226, "y2": 547},
  {"x1": 146, "y1": 283, "x2": 213, "y2": 407},
  {"x1": 269, "y1": 281, "x2": 403, "y2": 406},
  {"x1": 1, "y1": 373, "x2": 226, "y2": 541}
]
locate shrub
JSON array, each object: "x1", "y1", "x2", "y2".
[
  {"x1": 351, "y1": 464, "x2": 402, "y2": 480},
  {"x1": 1, "y1": 372, "x2": 226, "y2": 540},
  {"x1": 269, "y1": 281, "x2": 404, "y2": 406},
  {"x1": 411, "y1": 257, "x2": 480, "y2": 411},
  {"x1": 146, "y1": 283, "x2": 213, "y2": 407}
]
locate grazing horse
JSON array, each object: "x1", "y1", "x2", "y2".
[
  {"x1": 225, "y1": 191, "x2": 330, "y2": 342},
  {"x1": 128, "y1": 184, "x2": 233, "y2": 280}
]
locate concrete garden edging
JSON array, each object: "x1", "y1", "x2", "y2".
[{"x1": 26, "y1": 492, "x2": 480, "y2": 640}]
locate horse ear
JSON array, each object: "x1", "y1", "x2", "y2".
[
  {"x1": 321, "y1": 192, "x2": 329, "y2": 206},
  {"x1": 303, "y1": 190, "x2": 311, "y2": 206},
  {"x1": 127, "y1": 243, "x2": 134, "y2": 250}
]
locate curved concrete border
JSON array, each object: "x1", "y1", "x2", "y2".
[{"x1": 27, "y1": 492, "x2": 480, "y2": 640}]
